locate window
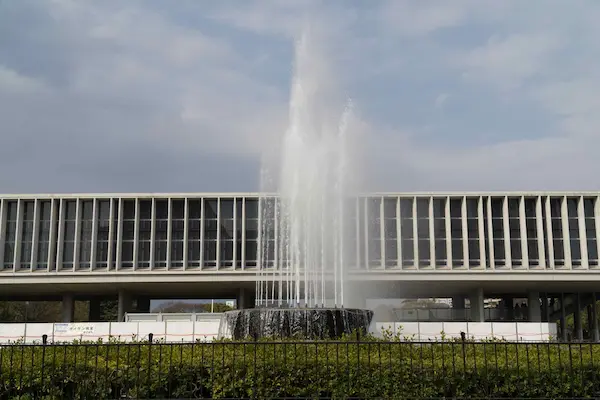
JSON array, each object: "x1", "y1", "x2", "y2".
[
  {"x1": 584, "y1": 198, "x2": 598, "y2": 267},
  {"x1": 491, "y1": 198, "x2": 505, "y2": 266},
  {"x1": 567, "y1": 197, "x2": 582, "y2": 267},
  {"x1": 137, "y1": 200, "x2": 151, "y2": 269},
  {"x1": 400, "y1": 198, "x2": 414, "y2": 267},
  {"x1": 383, "y1": 197, "x2": 398, "y2": 267},
  {"x1": 61, "y1": 200, "x2": 77, "y2": 269},
  {"x1": 550, "y1": 198, "x2": 565, "y2": 266},
  {"x1": 433, "y1": 198, "x2": 447, "y2": 267},
  {"x1": 187, "y1": 199, "x2": 202, "y2": 268},
  {"x1": 450, "y1": 198, "x2": 463, "y2": 266},
  {"x1": 346, "y1": 198, "x2": 359, "y2": 269},
  {"x1": 77, "y1": 200, "x2": 93, "y2": 269},
  {"x1": 19, "y1": 201, "x2": 35, "y2": 269},
  {"x1": 36, "y1": 200, "x2": 52, "y2": 270},
  {"x1": 2, "y1": 201, "x2": 18, "y2": 269},
  {"x1": 508, "y1": 198, "x2": 522, "y2": 266},
  {"x1": 219, "y1": 198, "x2": 235, "y2": 268},
  {"x1": 416, "y1": 198, "x2": 430, "y2": 266},
  {"x1": 235, "y1": 199, "x2": 244, "y2": 269},
  {"x1": 170, "y1": 199, "x2": 185, "y2": 268},
  {"x1": 524, "y1": 198, "x2": 539, "y2": 266},
  {"x1": 153, "y1": 199, "x2": 168, "y2": 268},
  {"x1": 367, "y1": 198, "x2": 382, "y2": 267},
  {"x1": 466, "y1": 198, "x2": 480, "y2": 267},
  {"x1": 95, "y1": 200, "x2": 110, "y2": 269},
  {"x1": 244, "y1": 198, "x2": 259, "y2": 268}
]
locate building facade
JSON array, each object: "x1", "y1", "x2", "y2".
[
  {"x1": 1, "y1": 192, "x2": 599, "y2": 338},
  {"x1": 1, "y1": 192, "x2": 598, "y2": 273}
]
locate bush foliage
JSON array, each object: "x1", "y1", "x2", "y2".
[{"x1": 1, "y1": 334, "x2": 600, "y2": 399}]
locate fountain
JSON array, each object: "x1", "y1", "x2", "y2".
[{"x1": 220, "y1": 29, "x2": 373, "y2": 340}]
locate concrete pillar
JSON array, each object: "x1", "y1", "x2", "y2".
[
  {"x1": 469, "y1": 288, "x2": 485, "y2": 322},
  {"x1": 574, "y1": 293, "x2": 583, "y2": 341},
  {"x1": 541, "y1": 294, "x2": 549, "y2": 322},
  {"x1": 89, "y1": 298, "x2": 102, "y2": 321},
  {"x1": 136, "y1": 296, "x2": 151, "y2": 313},
  {"x1": 452, "y1": 296, "x2": 465, "y2": 309},
  {"x1": 452, "y1": 296, "x2": 466, "y2": 321},
  {"x1": 560, "y1": 293, "x2": 568, "y2": 341},
  {"x1": 117, "y1": 290, "x2": 132, "y2": 322},
  {"x1": 502, "y1": 296, "x2": 514, "y2": 320},
  {"x1": 592, "y1": 293, "x2": 599, "y2": 342},
  {"x1": 61, "y1": 294, "x2": 75, "y2": 323},
  {"x1": 527, "y1": 291, "x2": 541, "y2": 322},
  {"x1": 236, "y1": 288, "x2": 255, "y2": 309}
]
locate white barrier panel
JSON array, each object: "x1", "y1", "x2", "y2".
[
  {"x1": 0, "y1": 320, "x2": 560, "y2": 344},
  {"x1": 492, "y1": 322, "x2": 518, "y2": 341},
  {"x1": 24, "y1": 323, "x2": 53, "y2": 344},
  {"x1": 516, "y1": 322, "x2": 544, "y2": 342},
  {"x1": 442, "y1": 322, "x2": 468, "y2": 339},
  {"x1": 108, "y1": 322, "x2": 138, "y2": 342},
  {"x1": 167, "y1": 321, "x2": 194, "y2": 342},
  {"x1": 194, "y1": 320, "x2": 221, "y2": 341},
  {"x1": 541, "y1": 322, "x2": 558, "y2": 340},
  {"x1": 0, "y1": 324, "x2": 25, "y2": 343},
  {"x1": 468, "y1": 323, "x2": 494, "y2": 340},
  {"x1": 138, "y1": 322, "x2": 166, "y2": 341},
  {"x1": 376, "y1": 322, "x2": 558, "y2": 342}
]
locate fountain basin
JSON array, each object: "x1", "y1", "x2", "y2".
[{"x1": 219, "y1": 307, "x2": 373, "y2": 340}]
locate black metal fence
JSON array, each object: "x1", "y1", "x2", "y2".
[{"x1": 2, "y1": 338, "x2": 600, "y2": 399}]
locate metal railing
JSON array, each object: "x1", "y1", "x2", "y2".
[{"x1": 2, "y1": 337, "x2": 600, "y2": 399}]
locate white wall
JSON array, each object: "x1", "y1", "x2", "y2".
[
  {"x1": 374, "y1": 321, "x2": 558, "y2": 342},
  {"x1": 0, "y1": 319, "x2": 222, "y2": 344},
  {"x1": 0, "y1": 320, "x2": 558, "y2": 343}
]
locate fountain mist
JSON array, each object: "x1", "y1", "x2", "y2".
[{"x1": 256, "y1": 29, "x2": 359, "y2": 309}]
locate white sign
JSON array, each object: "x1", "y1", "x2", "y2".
[{"x1": 54, "y1": 323, "x2": 96, "y2": 335}]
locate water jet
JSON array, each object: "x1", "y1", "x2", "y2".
[{"x1": 221, "y1": 29, "x2": 372, "y2": 339}]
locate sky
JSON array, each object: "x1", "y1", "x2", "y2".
[{"x1": 1, "y1": 0, "x2": 600, "y2": 193}]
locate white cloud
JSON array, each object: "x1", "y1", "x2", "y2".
[
  {"x1": 434, "y1": 93, "x2": 449, "y2": 109},
  {"x1": 460, "y1": 33, "x2": 563, "y2": 90},
  {"x1": 2, "y1": 0, "x2": 600, "y2": 193},
  {"x1": 0, "y1": 66, "x2": 48, "y2": 94}
]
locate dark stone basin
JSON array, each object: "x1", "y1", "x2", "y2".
[{"x1": 219, "y1": 307, "x2": 373, "y2": 340}]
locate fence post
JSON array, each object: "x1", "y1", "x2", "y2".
[
  {"x1": 148, "y1": 333, "x2": 153, "y2": 344},
  {"x1": 42, "y1": 334, "x2": 48, "y2": 345},
  {"x1": 460, "y1": 331, "x2": 467, "y2": 371}
]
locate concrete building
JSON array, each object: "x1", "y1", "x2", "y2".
[{"x1": 1, "y1": 192, "x2": 599, "y2": 340}]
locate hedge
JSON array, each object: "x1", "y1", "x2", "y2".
[{"x1": 1, "y1": 336, "x2": 600, "y2": 399}]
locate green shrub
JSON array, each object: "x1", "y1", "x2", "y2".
[{"x1": 1, "y1": 337, "x2": 599, "y2": 399}]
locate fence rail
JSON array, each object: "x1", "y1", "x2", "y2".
[{"x1": 2, "y1": 339, "x2": 600, "y2": 399}]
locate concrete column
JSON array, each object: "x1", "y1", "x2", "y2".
[
  {"x1": 574, "y1": 293, "x2": 583, "y2": 341},
  {"x1": 592, "y1": 292, "x2": 599, "y2": 342},
  {"x1": 560, "y1": 293, "x2": 568, "y2": 341},
  {"x1": 541, "y1": 294, "x2": 549, "y2": 322},
  {"x1": 502, "y1": 296, "x2": 514, "y2": 320},
  {"x1": 61, "y1": 294, "x2": 75, "y2": 323},
  {"x1": 527, "y1": 291, "x2": 541, "y2": 322},
  {"x1": 469, "y1": 288, "x2": 485, "y2": 322},
  {"x1": 236, "y1": 288, "x2": 255, "y2": 309},
  {"x1": 89, "y1": 298, "x2": 102, "y2": 321},
  {"x1": 136, "y1": 296, "x2": 151, "y2": 313},
  {"x1": 452, "y1": 296, "x2": 466, "y2": 321},
  {"x1": 117, "y1": 290, "x2": 133, "y2": 322},
  {"x1": 587, "y1": 303, "x2": 593, "y2": 340},
  {"x1": 452, "y1": 296, "x2": 465, "y2": 309}
]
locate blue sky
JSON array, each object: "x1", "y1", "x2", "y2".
[{"x1": 1, "y1": 0, "x2": 599, "y2": 193}]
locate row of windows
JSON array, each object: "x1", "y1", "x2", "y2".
[{"x1": 0, "y1": 195, "x2": 598, "y2": 270}]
